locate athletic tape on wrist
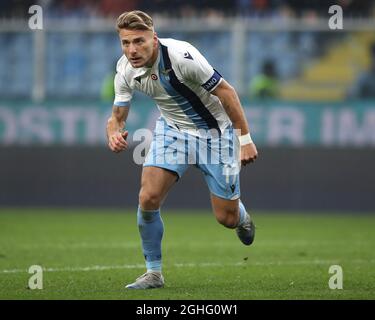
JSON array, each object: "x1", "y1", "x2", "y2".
[{"x1": 238, "y1": 133, "x2": 253, "y2": 146}]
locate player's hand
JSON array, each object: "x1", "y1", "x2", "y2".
[
  {"x1": 240, "y1": 143, "x2": 258, "y2": 166},
  {"x1": 108, "y1": 130, "x2": 128, "y2": 153}
]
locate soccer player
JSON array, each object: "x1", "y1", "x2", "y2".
[{"x1": 106, "y1": 10, "x2": 258, "y2": 289}]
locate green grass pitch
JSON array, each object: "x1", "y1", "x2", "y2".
[{"x1": 0, "y1": 208, "x2": 374, "y2": 300}]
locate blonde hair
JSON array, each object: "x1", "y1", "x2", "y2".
[{"x1": 116, "y1": 10, "x2": 154, "y2": 32}]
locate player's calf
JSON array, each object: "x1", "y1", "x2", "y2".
[{"x1": 214, "y1": 207, "x2": 239, "y2": 229}]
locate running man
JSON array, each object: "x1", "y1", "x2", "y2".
[{"x1": 106, "y1": 10, "x2": 258, "y2": 289}]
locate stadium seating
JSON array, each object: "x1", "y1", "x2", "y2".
[{"x1": 0, "y1": 28, "x2": 373, "y2": 100}]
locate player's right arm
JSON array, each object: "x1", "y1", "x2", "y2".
[
  {"x1": 106, "y1": 105, "x2": 129, "y2": 153},
  {"x1": 107, "y1": 62, "x2": 133, "y2": 153}
]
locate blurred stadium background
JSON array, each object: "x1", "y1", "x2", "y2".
[
  {"x1": 0, "y1": 0, "x2": 375, "y2": 300},
  {"x1": 0, "y1": 0, "x2": 374, "y2": 211}
]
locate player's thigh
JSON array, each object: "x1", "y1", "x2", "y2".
[
  {"x1": 210, "y1": 193, "x2": 239, "y2": 221},
  {"x1": 140, "y1": 166, "x2": 178, "y2": 204}
]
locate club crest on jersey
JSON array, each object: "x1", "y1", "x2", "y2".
[
  {"x1": 160, "y1": 68, "x2": 172, "y2": 75},
  {"x1": 151, "y1": 73, "x2": 158, "y2": 80}
]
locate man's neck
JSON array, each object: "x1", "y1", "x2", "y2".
[{"x1": 145, "y1": 43, "x2": 159, "y2": 68}]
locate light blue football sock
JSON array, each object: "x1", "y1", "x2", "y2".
[
  {"x1": 238, "y1": 200, "x2": 247, "y2": 226},
  {"x1": 137, "y1": 206, "x2": 164, "y2": 272}
]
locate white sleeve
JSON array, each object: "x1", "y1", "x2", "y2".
[
  {"x1": 179, "y1": 44, "x2": 223, "y2": 92},
  {"x1": 114, "y1": 72, "x2": 132, "y2": 107}
]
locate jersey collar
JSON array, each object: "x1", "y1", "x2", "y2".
[{"x1": 128, "y1": 45, "x2": 161, "y2": 80}]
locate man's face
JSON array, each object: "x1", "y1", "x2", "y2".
[{"x1": 119, "y1": 28, "x2": 158, "y2": 68}]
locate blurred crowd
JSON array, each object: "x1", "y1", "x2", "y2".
[
  {"x1": 1, "y1": 0, "x2": 374, "y2": 19},
  {"x1": 2, "y1": 0, "x2": 375, "y2": 101}
]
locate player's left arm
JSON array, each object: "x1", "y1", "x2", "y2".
[
  {"x1": 179, "y1": 44, "x2": 257, "y2": 165},
  {"x1": 211, "y1": 79, "x2": 258, "y2": 166}
]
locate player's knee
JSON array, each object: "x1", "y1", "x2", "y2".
[
  {"x1": 215, "y1": 207, "x2": 239, "y2": 229},
  {"x1": 139, "y1": 189, "x2": 161, "y2": 210}
]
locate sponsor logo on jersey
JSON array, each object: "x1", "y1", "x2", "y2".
[{"x1": 184, "y1": 51, "x2": 193, "y2": 60}]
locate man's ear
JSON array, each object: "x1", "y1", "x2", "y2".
[{"x1": 153, "y1": 32, "x2": 158, "y2": 44}]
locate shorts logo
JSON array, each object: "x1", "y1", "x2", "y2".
[
  {"x1": 151, "y1": 74, "x2": 158, "y2": 80},
  {"x1": 230, "y1": 184, "x2": 236, "y2": 193}
]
